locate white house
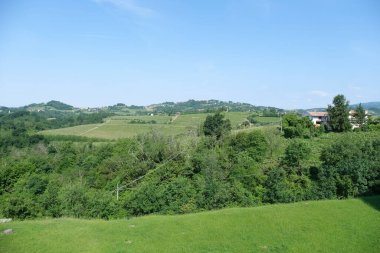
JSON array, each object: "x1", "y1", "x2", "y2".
[
  {"x1": 303, "y1": 112, "x2": 329, "y2": 126},
  {"x1": 304, "y1": 110, "x2": 369, "y2": 129}
]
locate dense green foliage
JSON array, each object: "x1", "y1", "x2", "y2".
[
  {"x1": 247, "y1": 114, "x2": 258, "y2": 124},
  {"x1": 202, "y1": 112, "x2": 232, "y2": 140},
  {"x1": 282, "y1": 113, "x2": 321, "y2": 138},
  {"x1": 1, "y1": 109, "x2": 379, "y2": 219},
  {"x1": 368, "y1": 116, "x2": 380, "y2": 131},
  {"x1": 1, "y1": 197, "x2": 379, "y2": 253},
  {"x1": 0, "y1": 110, "x2": 112, "y2": 151}
]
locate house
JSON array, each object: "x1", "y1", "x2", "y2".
[
  {"x1": 303, "y1": 112, "x2": 329, "y2": 126},
  {"x1": 349, "y1": 109, "x2": 369, "y2": 129},
  {"x1": 304, "y1": 110, "x2": 369, "y2": 129}
]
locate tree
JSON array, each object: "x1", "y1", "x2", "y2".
[
  {"x1": 229, "y1": 131, "x2": 268, "y2": 162},
  {"x1": 320, "y1": 134, "x2": 380, "y2": 197},
  {"x1": 355, "y1": 103, "x2": 366, "y2": 130},
  {"x1": 202, "y1": 112, "x2": 232, "y2": 140},
  {"x1": 281, "y1": 140, "x2": 311, "y2": 175},
  {"x1": 263, "y1": 128, "x2": 282, "y2": 160},
  {"x1": 327, "y1": 95, "x2": 351, "y2": 132}
]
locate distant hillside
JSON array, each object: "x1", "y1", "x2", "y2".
[
  {"x1": 46, "y1": 100, "x2": 74, "y2": 110},
  {"x1": 1, "y1": 101, "x2": 76, "y2": 114},
  {"x1": 352, "y1": 101, "x2": 380, "y2": 108},
  {"x1": 2, "y1": 99, "x2": 285, "y2": 116},
  {"x1": 351, "y1": 102, "x2": 380, "y2": 115},
  {"x1": 296, "y1": 101, "x2": 380, "y2": 116},
  {"x1": 149, "y1": 99, "x2": 284, "y2": 115},
  {"x1": 16, "y1": 100, "x2": 76, "y2": 113},
  {"x1": 3, "y1": 99, "x2": 379, "y2": 116},
  {"x1": 296, "y1": 107, "x2": 327, "y2": 114},
  {"x1": 0, "y1": 106, "x2": 9, "y2": 113}
]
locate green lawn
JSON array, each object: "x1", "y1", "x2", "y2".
[
  {"x1": 40, "y1": 112, "x2": 279, "y2": 139},
  {"x1": 1, "y1": 196, "x2": 379, "y2": 253}
]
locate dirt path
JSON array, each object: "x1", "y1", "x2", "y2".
[
  {"x1": 79, "y1": 119, "x2": 110, "y2": 136},
  {"x1": 171, "y1": 113, "x2": 180, "y2": 122}
]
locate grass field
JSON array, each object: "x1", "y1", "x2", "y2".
[
  {"x1": 1, "y1": 196, "x2": 379, "y2": 253},
  {"x1": 40, "y1": 112, "x2": 280, "y2": 139}
]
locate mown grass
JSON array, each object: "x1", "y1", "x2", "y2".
[
  {"x1": 1, "y1": 196, "x2": 379, "y2": 253},
  {"x1": 40, "y1": 112, "x2": 279, "y2": 139}
]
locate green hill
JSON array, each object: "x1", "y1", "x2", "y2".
[
  {"x1": 149, "y1": 99, "x2": 283, "y2": 115},
  {"x1": 351, "y1": 102, "x2": 380, "y2": 115},
  {"x1": 1, "y1": 196, "x2": 379, "y2": 253},
  {"x1": 46, "y1": 100, "x2": 74, "y2": 110}
]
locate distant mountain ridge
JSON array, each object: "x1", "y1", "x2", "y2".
[
  {"x1": 148, "y1": 99, "x2": 284, "y2": 115},
  {"x1": 1, "y1": 99, "x2": 379, "y2": 115},
  {"x1": 351, "y1": 102, "x2": 380, "y2": 108},
  {"x1": 351, "y1": 102, "x2": 380, "y2": 115}
]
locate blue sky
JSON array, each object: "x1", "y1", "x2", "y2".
[{"x1": 0, "y1": 0, "x2": 379, "y2": 109}]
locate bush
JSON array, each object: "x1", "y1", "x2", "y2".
[
  {"x1": 320, "y1": 133, "x2": 380, "y2": 197},
  {"x1": 160, "y1": 177, "x2": 196, "y2": 214},
  {"x1": 282, "y1": 113, "x2": 316, "y2": 138},
  {"x1": 229, "y1": 131, "x2": 268, "y2": 162},
  {"x1": 59, "y1": 183, "x2": 89, "y2": 218},
  {"x1": 1, "y1": 191, "x2": 41, "y2": 219},
  {"x1": 281, "y1": 140, "x2": 311, "y2": 174}
]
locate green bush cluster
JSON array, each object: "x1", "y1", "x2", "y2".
[{"x1": 282, "y1": 113, "x2": 323, "y2": 138}]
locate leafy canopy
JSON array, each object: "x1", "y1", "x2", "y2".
[{"x1": 202, "y1": 112, "x2": 232, "y2": 140}]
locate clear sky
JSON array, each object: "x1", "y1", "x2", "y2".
[{"x1": 0, "y1": 0, "x2": 379, "y2": 109}]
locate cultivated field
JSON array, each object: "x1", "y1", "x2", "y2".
[
  {"x1": 1, "y1": 197, "x2": 379, "y2": 253},
  {"x1": 40, "y1": 112, "x2": 280, "y2": 139}
]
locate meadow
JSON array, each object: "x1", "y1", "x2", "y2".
[
  {"x1": 40, "y1": 112, "x2": 280, "y2": 139},
  {"x1": 1, "y1": 196, "x2": 379, "y2": 253}
]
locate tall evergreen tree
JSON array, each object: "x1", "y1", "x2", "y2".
[
  {"x1": 355, "y1": 103, "x2": 366, "y2": 130},
  {"x1": 327, "y1": 95, "x2": 351, "y2": 132}
]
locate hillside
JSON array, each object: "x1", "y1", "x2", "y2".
[
  {"x1": 45, "y1": 100, "x2": 74, "y2": 110},
  {"x1": 40, "y1": 112, "x2": 280, "y2": 139},
  {"x1": 351, "y1": 102, "x2": 380, "y2": 115},
  {"x1": 3, "y1": 99, "x2": 380, "y2": 116},
  {"x1": 1, "y1": 197, "x2": 379, "y2": 253},
  {"x1": 22, "y1": 100, "x2": 76, "y2": 112},
  {"x1": 148, "y1": 99, "x2": 283, "y2": 115},
  {"x1": 2, "y1": 99, "x2": 284, "y2": 116}
]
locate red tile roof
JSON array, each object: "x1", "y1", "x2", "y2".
[{"x1": 308, "y1": 112, "x2": 328, "y2": 117}]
